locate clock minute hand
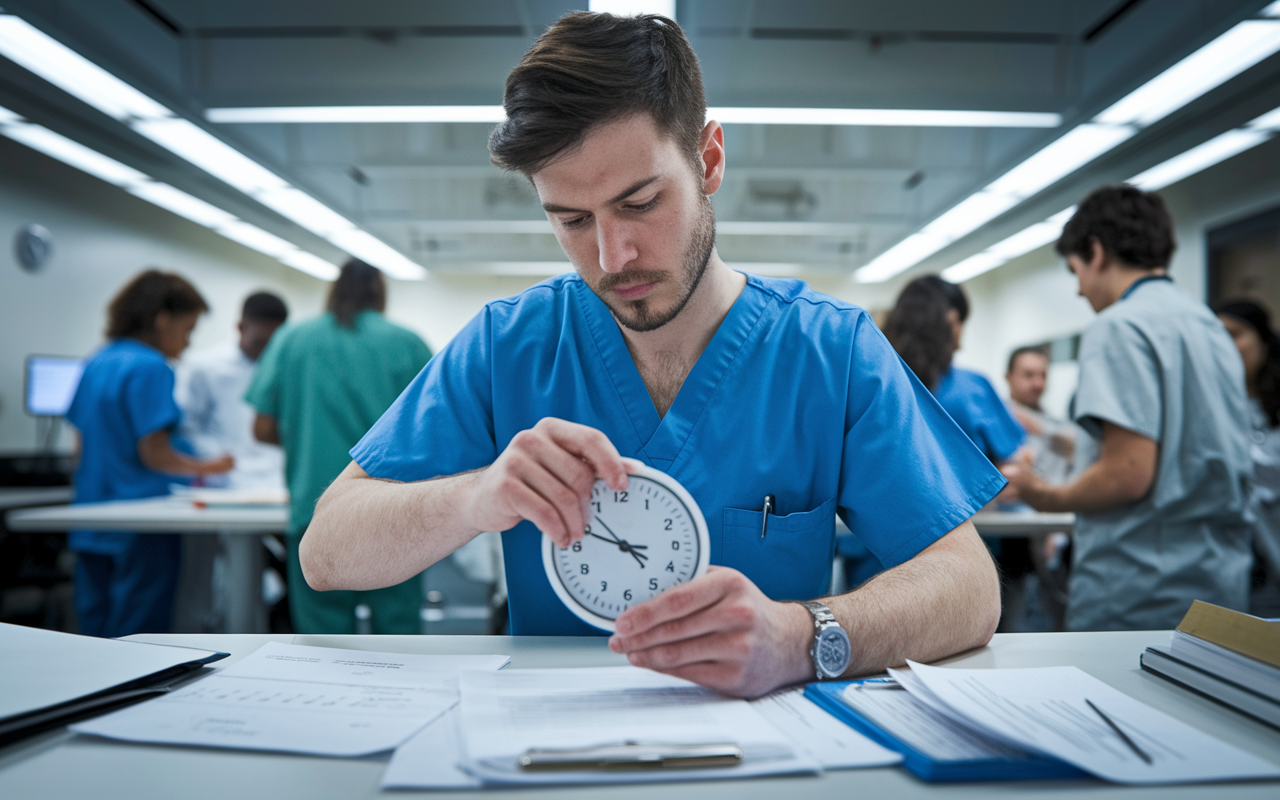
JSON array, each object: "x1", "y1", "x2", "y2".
[{"x1": 593, "y1": 517, "x2": 649, "y2": 568}]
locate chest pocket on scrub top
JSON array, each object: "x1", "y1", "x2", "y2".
[{"x1": 720, "y1": 497, "x2": 837, "y2": 601}]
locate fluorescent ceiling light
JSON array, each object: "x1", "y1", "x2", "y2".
[
  {"x1": 207, "y1": 106, "x2": 507, "y2": 124},
  {"x1": 854, "y1": 232, "x2": 951, "y2": 283},
  {"x1": 986, "y1": 123, "x2": 1137, "y2": 198},
  {"x1": 1247, "y1": 106, "x2": 1280, "y2": 131},
  {"x1": 0, "y1": 121, "x2": 147, "y2": 186},
  {"x1": 589, "y1": 0, "x2": 676, "y2": 17},
  {"x1": 0, "y1": 16, "x2": 170, "y2": 121},
  {"x1": 920, "y1": 192, "x2": 1021, "y2": 240},
  {"x1": 132, "y1": 118, "x2": 288, "y2": 195},
  {"x1": 940, "y1": 207, "x2": 1076, "y2": 283},
  {"x1": 1129, "y1": 128, "x2": 1273, "y2": 191},
  {"x1": 214, "y1": 221, "x2": 297, "y2": 258},
  {"x1": 1261, "y1": 1, "x2": 1280, "y2": 18},
  {"x1": 1095, "y1": 21, "x2": 1280, "y2": 127},
  {"x1": 329, "y1": 229, "x2": 427, "y2": 280},
  {"x1": 205, "y1": 105, "x2": 1062, "y2": 129},
  {"x1": 126, "y1": 182, "x2": 239, "y2": 228},
  {"x1": 280, "y1": 250, "x2": 341, "y2": 281},
  {"x1": 707, "y1": 107, "x2": 1062, "y2": 128},
  {"x1": 256, "y1": 187, "x2": 357, "y2": 237}
]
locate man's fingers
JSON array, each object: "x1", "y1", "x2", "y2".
[
  {"x1": 613, "y1": 570, "x2": 733, "y2": 636},
  {"x1": 624, "y1": 629, "x2": 753, "y2": 673},
  {"x1": 504, "y1": 481, "x2": 574, "y2": 547},
  {"x1": 610, "y1": 595, "x2": 756, "y2": 653},
  {"x1": 540, "y1": 419, "x2": 629, "y2": 491}
]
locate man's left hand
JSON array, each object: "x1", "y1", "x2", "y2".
[{"x1": 607, "y1": 566, "x2": 812, "y2": 698}]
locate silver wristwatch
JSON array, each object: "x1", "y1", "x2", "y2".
[{"x1": 798, "y1": 601, "x2": 851, "y2": 680}]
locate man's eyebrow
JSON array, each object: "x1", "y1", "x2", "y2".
[{"x1": 540, "y1": 176, "x2": 661, "y2": 214}]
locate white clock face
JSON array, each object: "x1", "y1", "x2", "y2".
[{"x1": 542, "y1": 464, "x2": 710, "y2": 632}]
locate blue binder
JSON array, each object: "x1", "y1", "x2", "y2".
[{"x1": 804, "y1": 680, "x2": 1090, "y2": 782}]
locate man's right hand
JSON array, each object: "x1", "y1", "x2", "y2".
[
  {"x1": 200, "y1": 454, "x2": 236, "y2": 475},
  {"x1": 459, "y1": 418, "x2": 631, "y2": 548}
]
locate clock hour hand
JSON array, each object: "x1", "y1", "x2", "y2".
[{"x1": 592, "y1": 517, "x2": 649, "y2": 567}]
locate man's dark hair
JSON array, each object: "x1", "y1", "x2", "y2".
[
  {"x1": 883, "y1": 275, "x2": 967, "y2": 390},
  {"x1": 242, "y1": 291, "x2": 288, "y2": 324},
  {"x1": 327, "y1": 259, "x2": 385, "y2": 328},
  {"x1": 1007, "y1": 344, "x2": 1050, "y2": 375},
  {"x1": 106, "y1": 269, "x2": 208, "y2": 339},
  {"x1": 1055, "y1": 184, "x2": 1176, "y2": 269},
  {"x1": 488, "y1": 12, "x2": 707, "y2": 176}
]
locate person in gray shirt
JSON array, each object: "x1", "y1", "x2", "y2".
[{"x1": 1004, "y1": 184, "x2": 1252, "y2": 631}]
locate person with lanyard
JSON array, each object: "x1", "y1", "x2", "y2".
[
  {"x1": 245, "y1": 259, "x2": 432, "y2": 635},
  {"x1": 67, "y1": 270, "x2": 234, "y2": 638},
  {"x1": 301, "y1": 11, "x2": 1004, "y2": 698},
  {"x1": 1213, "y1": 299, "x2": 1280, "y2": 616},
  {"x1": 882, "y1": 274, "x2": 1030, "y2": 630},
  {"x1": 1004, "y1": 184, "x2": 1252, "y2": 631}
]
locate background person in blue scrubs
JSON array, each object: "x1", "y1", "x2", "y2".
[
  {"x1": 883, "y1": 275, "x2": 1032, "y2": 630},
  {"x1": 302, "y1": 12, "x2": 1004, "y2": 698},
  {"x1": 67, "y1": 270, "x2": 234, "y2": 637}
]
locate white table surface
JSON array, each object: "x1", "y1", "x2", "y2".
[
  {"x1": 1, "y1": 630, "x2": 1276, "y2": 799},
  {"x1": 0, "y1": 486, "x2": 73, "y2": 511},
  {"x1": 971, "y1": 510, "x2": 1075, "y2": 537},
  {"x1": 4, "y1": 495, "x2": 287, "y2": 533},
  {"x1": 5, "y1": 496, "x2": 288, "y2": 633}
]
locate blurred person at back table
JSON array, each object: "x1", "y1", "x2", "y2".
[
  {"x1": 177, "y1": 291, "x2": 289, "y2": 491},
  {"x1": 66, "y1": 270, "x2": 234, "y2": 638},
  {"x1": 1005, "y1": 345, "x2": 1075, "y2": 486},
  {"x1": 245, "y1": 259, "x2": 432, "y2": 635},
  {"x1": 883, "y1": 275, "x2": 1032, "y2": 631},
  {"x1": 1214, "y1": 299, "x2": 1280, "y2": 617}
]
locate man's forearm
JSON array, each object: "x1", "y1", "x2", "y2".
[
  {"x1": 302, "y1": 463, "x2": 484, "y2": 592},
  {"x1": 826, "y1": 520, "x2": 999, "y2": 676}
]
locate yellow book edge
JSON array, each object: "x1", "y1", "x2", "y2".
[{"x1": 1175, "y1": 600, "x2": 1280, "y2": 668}]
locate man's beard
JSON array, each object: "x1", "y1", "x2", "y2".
[{"x1": 587, "y1": 196, "x2": 717, "y2": 333}]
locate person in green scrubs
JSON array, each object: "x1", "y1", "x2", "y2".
[{"x1": 245, "y1": 259, "x2": 432, "y2": 633}]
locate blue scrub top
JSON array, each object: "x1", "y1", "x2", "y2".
[
  {"x1": 66, "y1": 338, "x2": 183, "y2": 554},
  {"x1": 933, "y1": 366, "x2": 1025, "y2": 464},
  {"x1": 352, "y1": 274, "x2": 1005, "y2": 635}
]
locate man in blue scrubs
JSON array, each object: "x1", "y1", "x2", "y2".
[{"x1": 304, "y1": 12, "x2": 1003, "y2": 697}]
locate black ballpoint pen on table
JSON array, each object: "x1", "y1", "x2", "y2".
[{"x1": 1085, "y1": 698, "x2": 1152, "y2": 765}]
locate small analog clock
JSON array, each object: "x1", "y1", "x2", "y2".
[{"x1": 542, "y1": 463, "x2": 710, "y2": 632}]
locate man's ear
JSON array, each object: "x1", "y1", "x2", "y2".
[
  {"x1": 699, "y1": 120, "x2": 726, "y2": 195},
  {"x1": 1089, "y1": 237, "x2": 1108, "y2": 272}
]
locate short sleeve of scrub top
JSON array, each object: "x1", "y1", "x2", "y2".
[
  {"x1": 1073, "y1": 315, "x2": 1161, "y2": 442},
  {"x1": 934, "y1": 368, "x2": 1026, "y2": 463},
  {"x1": 352, "y1": 275, "x2": 1004, "y2": 633}
]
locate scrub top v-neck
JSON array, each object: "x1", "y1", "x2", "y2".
[{"x1": 353, "y1": 272, "x2": 1004, "y2": 635}]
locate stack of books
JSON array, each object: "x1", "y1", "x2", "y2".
[{"x1": 1140, "y1": 600, "x2": 1280, "y2": 729}]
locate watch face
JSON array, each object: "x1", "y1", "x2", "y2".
[
  {"x1": 816, "y1": 627, "x2": 851, "y2": 678},
  {"x1": 542, "y1": 464, "x2": 710, "y2": 632}
]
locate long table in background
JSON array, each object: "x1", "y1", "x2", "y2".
[
  {"x1": 0, "y1": 486, "x2": 73, "y2": 511},
  {"x1": 0, "y1": 630, "x2": 1276, "y2": 799},
  {"x1": 5, "y1": 497, "x2": 287, "y2": 633}
]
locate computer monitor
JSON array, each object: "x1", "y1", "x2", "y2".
[{"x1": 25, "y1": 355, "x2": 85, "y2": 417}]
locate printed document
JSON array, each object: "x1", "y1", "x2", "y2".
[
  {"x1": 749, "y1": 687, "x2": 902, "y2": 769},
  {"x1": 902, "y1": 661, "x2": 1280, "y2": 784},
  {"x1": 456, "y1": 666, "x2": 819, "y2": 785},
  {"x1": 71, "y1": 642, "x2": 508, "y2": 756}
]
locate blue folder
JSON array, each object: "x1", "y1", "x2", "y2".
[{"x1": 804, "y1": 680, "x2": 1090, "y2": 782}]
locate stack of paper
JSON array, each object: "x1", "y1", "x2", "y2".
[
  {"x1": 72, "y1": 642, "x2": 508, "y2": 756},
  {"x1": 1141, "y1": 600, "x2": 1280, "y2": 729},
  {"x1": 382, "y1": 666, "x2": 902, "y2": 789},
  {"x1": 883, "y1": 660, "x2": 1280, "y2": 784}
]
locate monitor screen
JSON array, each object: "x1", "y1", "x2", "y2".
[{"x1": 26, "y1": 356, "x2": 85, "y2": 417}]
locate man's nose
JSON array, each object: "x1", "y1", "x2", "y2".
[{"x1": 596, "y1": 218, "x2": 638, "y2": 274}]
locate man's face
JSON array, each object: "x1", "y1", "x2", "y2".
[
  {"x1": 239, "y1": 318, "x2": 283, "y2": 361},
  {"x1": 532, "y1": 114, "x2": 717, "y2": 332},
  {"x1": 1007, "y1": 352, "x2": 1049, "y2": 409}
]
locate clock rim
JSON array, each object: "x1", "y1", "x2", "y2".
[{"x1": 540, "y1": 463, "x2": 710, "y2": 633}]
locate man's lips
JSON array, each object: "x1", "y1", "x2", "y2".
[{"x1": 612, "y1": 281, "x2": 657, "y2": 300}]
